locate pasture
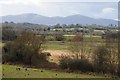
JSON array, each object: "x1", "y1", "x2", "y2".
[
  {"x1": 2, "y1": 64, "x2": 107, "y2": 78},
  {"x1": 0, "y1": 42, "x2": 3, "y2": 48},
  {"x1": 1, "y1": 34, "x2": 118, "y2": 78},
  {"x1": 45, "y1": 41, "x2": 68, "y2": 50}
]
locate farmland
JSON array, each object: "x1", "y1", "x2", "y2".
[{"x1": 1, "y1": 22, "x2": 120, "y2": 78}]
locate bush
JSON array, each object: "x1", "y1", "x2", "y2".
[
  {"x1": 31, "y1": 53, "x2": 47, "y2": 66},
  {"x1": 2, "y1": 32, "x2": 48, "y2": 66},
  {"x1": 71, "y1": 34, "x2": 83, "y2": 42},
  {"x1": 2, "y1": 42, "x2": 18, "y2": 62},
  {"x1": 68, "y1": 34, "x2": 83, "y2": 60},
  {"x1": 2, "y1": 26, "x2": 17, "y2": 41},
  {"x1": 47, "y1": 36, "x2": 55, "y2": 41},
  {"x1": 93, "y1": 46, "x2": 111, "y2": 73},
  {"x1": 59, "y1": 55, "x2": 70, "y2": 69},
  {"x1": 55, "y1": 35, "x2": 65, "y2": 41},
  {"x1": 68, "y1": 59, "x2": 93, "y2": 72},
  {"x1": 59, "y1": 55, "x2": 93, "y2": 72}
]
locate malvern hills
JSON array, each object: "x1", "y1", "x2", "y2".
[{"x1": 1, "y1": 13, "x2": 117, "y2": 26}]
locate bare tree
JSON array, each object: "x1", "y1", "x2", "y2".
[{"x1": 68, "y1": 34, "x2": 83, "y2": 60}]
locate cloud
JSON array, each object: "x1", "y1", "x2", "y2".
[
  {"x1": 0, "y1": 0, "x2": 29, "y2": 5},
  {"x1": 114, "y1": 19, "x2": 120, "y2": 21},
  {"x1": 0, "y1": 0, "x2": 119, "y2": 4},
  {"x1": 102, "y1": 8, "x2": 115, "y2": 14},
  {"x1": 95, "y1": 7, "x2": 118, "y2": 19},
  {"x1": 0, "y1": 1, "x2": 117, "y2": 20}
]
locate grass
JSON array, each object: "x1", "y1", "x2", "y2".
[
  {"x1": 45, "y1": 40, "x2": 104, "y2": 50},
  {"x1": 46, "y1": 44, "x2": 67, "y2": 50},
  {"x1": 84, "y1": 35, "x2": 101, "y2": 38},
  {"x1": 63, "y1": 34, "x2": 101, "y2": 38},
  {"x1": 45, "y1": 41, "x2": 68, "y2": 50},
  {"x1": 2, "y1": 64, "x2": 107, "y2": 78},
  {"x1": 63, "y1": 34, "x2": 75, "y2": 37},
  {"x1": 0, "y1": 42, "x2": 5, "y2": 48},
  {"x1": 0, "y1": 42, "x2": 3, "y2": 48},
  {"x1": 46, "y1": 35, "x2": 103, "y2": 50}
]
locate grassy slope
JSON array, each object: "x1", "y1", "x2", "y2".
[{"x1": 3, "y1": 65, "x2": 106, "y2": 78}]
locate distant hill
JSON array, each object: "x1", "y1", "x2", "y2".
[{"x1": 1, "y1": 13, "x2": 117, "y2": 26}]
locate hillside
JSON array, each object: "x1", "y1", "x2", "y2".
[{"x1": 1, "y1": 13, "x2": 117, "y2": 26}]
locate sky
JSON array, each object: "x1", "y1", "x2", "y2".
[{"x1": 0, "y1": 0, "x2": 119, "y2": 20}]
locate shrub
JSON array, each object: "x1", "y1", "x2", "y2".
[
  {"x1": 31, "y1": 53, "x2": 47, "y2": 66},
  {"x1": 47, "y1": 36, "x2": 55, "y2": 41},
  {"x1": 59, "y1": 55, "x2": 93, "y2": 72},
  {"x1": 55, "y1": 35, "x2": 65, "y2": 41},
  {"x1": 93, "y1": 46, "x2": 111, "y2": 73},
  {"x1": 68, "y1": 34, "x2": 84, "y2": 60},
  {"x1": 2, "y1": 42, "x2": 18, "y2": 62},
  {"x1": 71, "y1": 34, "x2": 83, "y2": 42},
  {"x1": 2, "y1": 26, "x2": 17, "y2": 41},
  {"x1": 2, "y1": 32, "x2": 47, "y2": 66},
  {"x1": 68, "y1": 59, "x2": 93, "y2": 72},
  {"x1": 59, "y1": 55, "x2": 70, "y2": 69}
]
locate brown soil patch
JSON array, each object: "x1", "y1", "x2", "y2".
[{"x1": 44, "y1": 50, "x2": 71, "y2": 63}]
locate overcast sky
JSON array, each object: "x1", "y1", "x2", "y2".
[{"x1": 0, "y1": 0, "x2": 119, "y2": 20}]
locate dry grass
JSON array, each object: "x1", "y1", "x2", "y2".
[{"x1": 44, "y1": 50, "x2": 71, "y2": 63}]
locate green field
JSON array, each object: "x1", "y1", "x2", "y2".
[
  {"x1": 46, "y1": 44, "x2": 67, "y2": 50},
  {"x1": 45, "y1": 41, "x2": 68, "y2": 50},
  {"x1": 45, "y1": 41, "x2": 104, "y2": 50},
  {"x1": 3, "y1": 64, "x2": 108, "y2": 78}
]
